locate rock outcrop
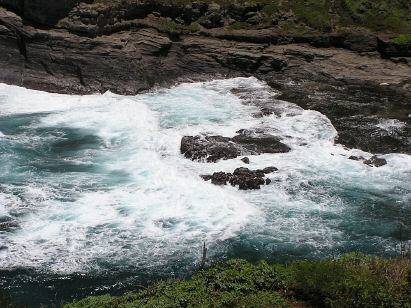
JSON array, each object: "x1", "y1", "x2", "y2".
[
  {"x1": 349, "y1": 155, "x2": 387, "y2": 167},
  {"x1": 181, "y1": 130, "x2": 290, "y2": 163},
  {"x1": 201, "y1": 166, "x2": 278, "y2": 190}
]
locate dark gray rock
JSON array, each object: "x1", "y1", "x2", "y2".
[
  {"x1": 268, "y1": 77, "x2": 411, "y2": 155},
  {"x1": 378, "y1": 38, "x2": 411, "y2": 57},
  {"x1": 348, "y1": 155, "x2": 363, "y2": 161},
  {"x1": 363, "y1": 155, "x2": 387, "y2": 167},
  {"x1": 22, "y1": 0, "x2": 84, "y2": 25},
  {"x1": 181, "y1": 131, "x2": 290, "y2": 163},
  {"x1": 241, "y1": 157, "x2": 250, "y2": 164},
  {"x1": 330, "y1": 30, "x2": 378, "y2": 52},
  {"x1": 232, "y1": 129, "x2": 291, "y2": 154},
  {"x1": 181, "y1": 135, "x2": 240, "y2": 162},
  {"x1": 201, "y1": 166, "x2": 277, "y2": 190}
]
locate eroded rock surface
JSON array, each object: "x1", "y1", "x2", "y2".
[
  {"x1": 268, "y1": 78, "x2": 411, "y2": 154},
  {"x1": 181, "y1": 130, "x2": 290, "y2": 163},
  {"x1": 201, "y1": 166, "x2": 278, "y2": 190}
]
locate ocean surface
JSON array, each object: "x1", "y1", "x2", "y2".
[{"x1": 0, "y1": 77, "x2": 410, "y2": 306}]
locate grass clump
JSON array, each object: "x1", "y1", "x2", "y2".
[
  {"x1": 290, "y1": 252, "x2": 411, "y2": 307},
  {"x1": 290, "y1": 0, "x2": 332, "y2": 32},
  {"x1": 226, "y1": 21, "x2": 253, "y2": 31},
  {"x1": 341, "y1": 0, "x2": 411, "y2": 34},
  {"x1": 391, "y1": 34, "x2": 411, "y2": 45},
  {"x1": 64, "y1": 253, "x2": 411, "y2": 308},
  {"x1": 157, "y1": 19, "x2": 200, "y2": 34}
]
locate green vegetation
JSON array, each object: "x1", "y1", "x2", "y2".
[
  {"x1": 286, "y1": 0, "x2": 332, "y2": 32},
  {"x1": 158, "y1": 19, "x2": 200, "y2": 34},
  {"x1": 64, "y1": 253, "x2": 411, "y2": 308},
  {"x1": 227, "y1": 21, "x2": 253, "y2": 31},
  {"x1": 341, "y1": 0, "x2": 411, "y2": 34},
  {"x1": 391, "y1": 34, "x2": 411, "y2": 44},
  {"x1": 90, "y1": 0, "x2": 410, "y2": 35}
]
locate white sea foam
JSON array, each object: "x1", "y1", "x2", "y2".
[
  {"x1": 376, "y1": 118, "x2": 406, "y2": 133},
  {"x1": 0, "y1": 77, "x2": 410, "y2": 274}
]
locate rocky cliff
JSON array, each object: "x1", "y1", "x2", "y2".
[{"x1": 0, "y1": 0, "x2": 410, "y2": 154}]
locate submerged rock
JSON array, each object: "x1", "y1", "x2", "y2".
[
  {"x1": 201, "y1": 166, "x2": 277, "y2": 190},
  {"x1": 181, "y1": 130, "x2": 290, "y2": 162}
]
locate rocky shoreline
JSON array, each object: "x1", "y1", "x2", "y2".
[{"x1": 0, "y1": 0, "x2": 410, "y2": 158}]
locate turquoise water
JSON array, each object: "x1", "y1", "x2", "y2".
[{"x1": 0, "y1": 78, "x2": 410, "y2": 306}]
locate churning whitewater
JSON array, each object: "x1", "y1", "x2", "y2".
[{"x1": 0, "y1": 78, "x2": 410, "y2": 303}]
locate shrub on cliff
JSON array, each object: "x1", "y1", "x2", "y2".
[
  {"x1": 290, "y1": 252, "x2": 411, "y2": 307},
  {"x1": 64, "y1": 253, "x2": 410, "y2": 307}
]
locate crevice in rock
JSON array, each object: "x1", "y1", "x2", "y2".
[
  {"x1": 40, "y1": 60, "x2": 54, "y2": 76},
  {"x1": 16, "y1": 33, "x2": 27, "y2": 60},
  {"x1": 75, "y1": 65, "x2": 85, "y2": 86}
]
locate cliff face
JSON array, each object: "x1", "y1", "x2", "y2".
[
  {"x1": 0, "y1": 0, "x2": 410, "y2": 154},
  {"x1": 0, "y1": 0, "x2": 410, "y2": 94}
]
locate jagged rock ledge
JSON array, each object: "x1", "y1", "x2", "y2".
[
  {"x1": 201, "y1": 166, "x2": 278, "y2": 190},
  {"x1": 181, "y1": 129, "x2": 290, "y2": 163}
]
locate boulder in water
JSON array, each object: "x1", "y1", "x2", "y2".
[
  {"x1": 201, "y1": 166, "x2": 277, "y2": 190},
  {"x1": 181, "y1": 130, "x2": 290, "y2": 163},
  {"x1": 363, "y1": 155, "x2": 387, "y2": 167}
]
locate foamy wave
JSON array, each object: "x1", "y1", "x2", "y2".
[{"x1": 0, "y1": 78, "x2": 410, "y2": 275}]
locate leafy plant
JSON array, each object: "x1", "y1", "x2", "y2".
[
  {"x1": 391, "y1": 34, "x2": 411, "y2": 44},
  {"x1": 64, "y1": 253, "x2": 411, "y2": 308}
]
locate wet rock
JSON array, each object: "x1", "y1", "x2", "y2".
[
  {"x1": 0, "y1": 216, "x2": 19, "y2": 232},
  {"x1": 263, "y1": 166, "x2": 278, "y2": 173},
  {"x1": 363, "y1": 155, "x2": 387, "y2": 167},
  {"x1": 210, "y1": 171, "x2": 231, "y2": 185},
  {"x1": 252, "y1": 108, "x2": 274, "y2": 118},
  {"x1": 348, "y1": 155, "x2": 387, "y2": 167},
  {"x1": 181, "y1": 135, "x2": 240, "y2": 162},
  {"x1": 268, "y1": 78, "x2": 411, "y2": 155},
  {"x1": 333, "y1": 116, "x2": 410, "y2": 155},
  {"x1": 181, "y1": 131, "x2": 290, "y2": 162},
  {"x1": 201, "y1": 166, "x2": 277, "y2": 190},
  {"x1": 241, "y1": 157, "x2": 250, "y2": 164},
  {"x1": 232, "y1": 129, "x2": 291, "y2": 154},
  {"x1": 200, "y1": 174, "x2": 213, "y2": 181},
  {"x1": 349, "y1": 155, "x2": 362, "y2": 161}
]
